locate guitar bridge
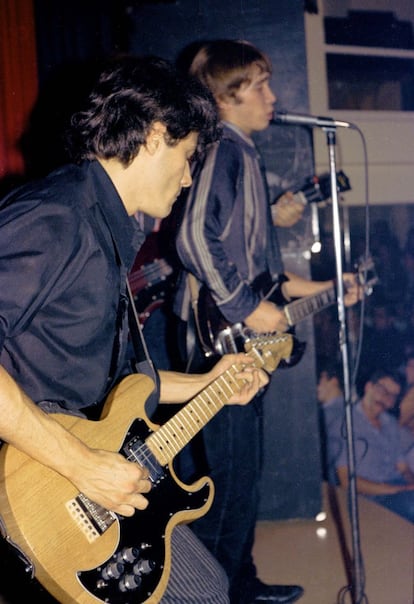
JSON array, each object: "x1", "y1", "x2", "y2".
[{"x1": 66, "y1": 493, "x2": 116, "y2": 543}]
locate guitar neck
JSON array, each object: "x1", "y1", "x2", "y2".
[
  {"x1": 284, "y1": 284, "x2": 336, "y2": 326},
  {"x1": 145, "y1": 365, "x2": 246, "y2": 466},
  {"x1": 128, "y1": 258, "x2": 173, "y2": 293},
  {"x1": 145, "y1": 332, "x2": 292, "y2": 465}
]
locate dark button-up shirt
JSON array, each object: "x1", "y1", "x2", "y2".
[{"x1": 0, "y1": 160, "x2": 143, "y2": 411}]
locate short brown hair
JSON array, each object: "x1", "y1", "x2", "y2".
[{"x1": 189, "y1": 40, "x2": 272, "y2": 103}]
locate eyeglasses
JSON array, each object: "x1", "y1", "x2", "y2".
[{"x1": 373, "y1": 381, "x2": 399, "y2": 400}]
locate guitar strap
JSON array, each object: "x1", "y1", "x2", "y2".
[{"x1": 126, "y1": 278, "x2": 160, "y2": 417}]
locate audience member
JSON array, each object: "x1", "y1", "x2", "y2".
[
  {"x1": 313, "y1": 308, "x2": 342, "y2": 368},
  {"x1": 333, "y1": 369, "x2": 414, "y2": 524},
  {"x1": 402, "y1": 246, "x2": 414, "y2": 305},
  {"x1": 369, "y1": 219, "x2": 406, "y2": 308},
  {"x1": 398, "y1": 353, "x2": 414, "y2": 436}
]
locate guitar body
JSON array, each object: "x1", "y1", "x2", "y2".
[
  {"x1": 197, "y1": 273, "x2": 306, "y2": 366},
  {"x1": 0, "y1": 375, "x2": 213, "y2": 604}
]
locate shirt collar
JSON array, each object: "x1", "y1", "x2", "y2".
[
  {"x1": 221, "y1": 121, "x2": 257, "y2": 153},
  {"x1": 86, "y1": 160, "x2": 144, "y2": 268}
]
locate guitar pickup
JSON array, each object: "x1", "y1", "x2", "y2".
[{"x1": 123, "y1": 435, "x2": 165, "y2": 485}]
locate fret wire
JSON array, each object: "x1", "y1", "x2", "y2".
[
  {"x1": 222, "y1": 368, "x2": 245, "y2": 393},
  {"x1": 164, "y1": 421, "x2": 187, "y2": 450},
  {"x1": 217, "y1": 374, "x2": 238, "y2": 397},
  {"x1": 156, "y1": 423, "x2": 182, "y2": 457},
  {"x1": 147, "y1": 393, "x2": 216, "y2": 463},
  {"x1": 148, "y1": 432, "x2": 177, "y2": 464},
  {"x1": 175, "y1": 408, "x2": 197, "y2": 436},
  {"x1": 170, "y1": 406, "x2": 204, "y2": 438},
  {"x1": 212, "y1": 377, "x2": 231, "y2": 399},
  {"x1": 206, "y1": 387, "x2": 224, "y2": 407},
  {"x1": 145, "y1": 364, "x2": 247, "y2": 465},
  {"x1": 211, "y1": 378, "x2": 234, "y2": 401},
  {"x1": 288, "y1": 285, "x2": 335, "y2": 323},
  {"x1": 194, "y1": 391, "x2": 220, "y2": 420}
]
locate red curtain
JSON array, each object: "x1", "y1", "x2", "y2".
[{"x1": 0, "y1": 0, "x2": 38, "y2": 179}]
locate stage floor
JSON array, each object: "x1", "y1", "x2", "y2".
[{"x1": 253, "y1": 483, "x2": 414, "y2": 604}]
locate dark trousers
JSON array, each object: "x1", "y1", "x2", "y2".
[{"x1": 175, "y1": 319, "x2": 264, "y2": 602}]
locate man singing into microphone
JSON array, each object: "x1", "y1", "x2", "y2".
[{"x1": 173, "y1": 39, "x2": 361, "y2": 604}]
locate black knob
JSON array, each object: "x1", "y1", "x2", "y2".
[
  {"x1": 133, "y1": 559, "x2": 156, "y2": 575},
  {"x1": 117, "y1": 546, "x2": 139, "y2": 563},
  {"x1": 119, "y1": 573, "x2": 142, "y2": 592},
  {"x1": 101, "y1": 562, "x2": 124, "y2": 580}
]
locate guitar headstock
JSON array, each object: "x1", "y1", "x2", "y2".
[{"x1": 243, "y1": 332, "x2": 294, "y2": 374}]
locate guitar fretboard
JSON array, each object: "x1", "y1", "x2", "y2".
[
  {"x1": 146, "y1": 332, "x2": 292, "y2": 465},
  {"x1": 146, "y1": 367, "x2": 244, "y2": 466},
  {"x1": 284, "y1": 285, "x2": 336, "y2": 326}
]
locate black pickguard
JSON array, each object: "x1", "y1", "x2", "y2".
[{"x1": 78, "y1": 417, "x2": 210, "y2": 604}]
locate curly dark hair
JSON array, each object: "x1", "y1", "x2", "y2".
[{"x1": 65, "y1": 55, "x2": 220, "y2": 166}]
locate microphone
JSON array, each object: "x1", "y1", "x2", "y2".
[{"x1": 272, "y1": 111, "x2": 355, "y2": 129}]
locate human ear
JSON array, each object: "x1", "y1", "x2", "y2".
[
  {"x1": 216, "y1": 94, "x2": 234, "y2": 111},
  {"x1": 146, "y1": 122, "x2": 167, "y2": 154}
]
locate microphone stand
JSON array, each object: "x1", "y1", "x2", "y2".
[{"x1": 323, "y1": 126, "x2": 364, "y2": 604}]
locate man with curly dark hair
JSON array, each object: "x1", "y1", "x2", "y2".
[{"x1": 0, "y1": 55, "x2": 268, "y2": 604}]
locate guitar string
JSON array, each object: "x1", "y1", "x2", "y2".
[
  {"x1": 122, "y1": 337, "x2": 289, "y2": 473},
  {"x1": 126, "y1": 365, "x2": 246, "y2": 471}
]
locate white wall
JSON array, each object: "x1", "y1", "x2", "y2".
[{"x1": 305, "y1": 3, "x2": 414, "y2": 210}]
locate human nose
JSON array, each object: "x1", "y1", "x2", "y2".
[
  {"x1": 266, "y1": 83, "x2": 276, "y2": 104},
  {"x1": 181, "y1": 161, "x2": 192, "y2": 188}
]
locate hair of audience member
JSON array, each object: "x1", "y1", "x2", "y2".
[
  {"x1": 366, "y1": 367, "x2": 402, "y2": 388},
  {"x1": 318, "y1": 359, "x2": 344, "y2": 385}
]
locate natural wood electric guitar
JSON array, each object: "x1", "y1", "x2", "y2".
[{"x1": 0, "y1": 332, "x2": 292, "y2": 604}]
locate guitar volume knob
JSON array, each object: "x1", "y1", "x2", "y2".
[
  {"x1": 119, "y1": 573, "x2": 142, "y2": 592},
  {"x1": 133, "y1": 558, "x2": 156, "y2": 575},
  {"x1": 101, "y1": 562, "x2": 124, "y2": 580},
  {"x1": 117, "y1": 546, "x2": 139, "y2": 563}
]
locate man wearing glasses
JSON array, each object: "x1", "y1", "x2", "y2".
[{"x1": 333, "y1": 369, "x2": 414, "y2": 523}]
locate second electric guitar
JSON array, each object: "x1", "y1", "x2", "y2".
[{"x1": 196, "y1": 257, "x2": 377, "y2": 363}]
